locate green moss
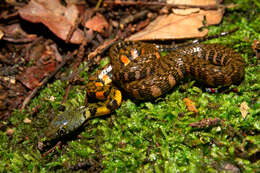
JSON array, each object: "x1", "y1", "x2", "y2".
[{"x1": 0, "y1": 0, "x2": 260, "y2": 172}]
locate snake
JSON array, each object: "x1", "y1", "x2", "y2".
[{"x1": 44, "y1": 41, "x2": 245, "y2": 140}]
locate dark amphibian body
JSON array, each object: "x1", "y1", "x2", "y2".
[{"x1": 45, "y1": 41, "x2": 245, "y2": 140}]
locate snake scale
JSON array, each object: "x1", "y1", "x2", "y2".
[{"x1": 45, "y1": 41, "x2": 245, "y2": 140}]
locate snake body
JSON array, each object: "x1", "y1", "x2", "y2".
[
  {"x1": 110, "y1": 41, "x2": 245, "y2": 100},
  {"x1": 45, "y1": 41, "x2": 245, "y2": 140}
]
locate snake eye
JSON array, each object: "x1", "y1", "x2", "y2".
[{"x1": 57, "y1": 127, "x2": 66, "y2": 136}]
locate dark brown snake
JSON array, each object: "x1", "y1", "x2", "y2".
[
  {"x1": 45, "y1": 41, "x2": 245, "y2": 140},
  {"x1": 110, "y1": 41, "x2": 245, "y2": 100}
]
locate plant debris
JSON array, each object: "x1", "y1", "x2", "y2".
[
  {"x1": 18, "y1": 0, "x2": 84, "y2": 44},
  {"x1": 240, "y1": 101, "x2": 249, "y2": 119},
  {"x1": 183, "y1": 98, "x2": 198, "y2": 114}
]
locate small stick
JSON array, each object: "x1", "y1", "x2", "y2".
[
  {"x1": 62, "y1": 38, "x2": 87, "y2": 103},
  {"x1": 95, "y1": 0, "x2": 103, "y2": 10},
  {"x1": 189, "y1": 117, "x2": 223, "y2": 129},
  {"x1": 120, "y1": 10, "x2": 149, "y2": 26},
  {"x1": 65, "y1": 14, "x2": 82, "y2": 43},
  {"x1": 104, "y1": 1, "x2": 220, "y2": 10},
  {"x1": 42, "y1": 141, "x2": 62, "y2": 157}
]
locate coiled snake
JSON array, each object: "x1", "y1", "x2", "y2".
[{"x1": 45, "y1": 41, "x2": 245, "y2": 140}]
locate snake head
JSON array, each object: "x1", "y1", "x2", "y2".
[{"x1": 44, "y1": 106, "x2": 90, "y2": 140}]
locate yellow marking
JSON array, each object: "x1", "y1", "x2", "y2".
[
  {"x1": 95, "y1": 106, "x2": 111, "y2": 116},
  {"x1": 96, "y1": 91, "x2": 105, "y2": 100},
  {"x1": 102, "y1": 74, "x2": 112, "y2": 85},
  {"x1": 85, "y1": 109, "x2": 91, "y2": 119},
  {"x1": 95, "y1": 82, "x2": 103, "y2": 87},
  {"x1": 121, "y1": 55, "x2": 130, "y2": 66},
  {"x1": 114, "y1": 89, "x2": 122, "y2": 106}
]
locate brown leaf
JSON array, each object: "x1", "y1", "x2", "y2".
[
  {"x1": 18, "y1": 62, "x2": 57, "y2": 89},
  {"x1": 167, "y1": 0, "x2": 218, "y2": 6},
  {"x1": 183, "y1": 98, "x2": 198, "y2": 114},
  {"x1": 23, "y1": 117, "x2": 32, "y2": 124},
  {"x1": 172, "y1": 8, "x2": 223, "y2": 25},
  {"x1": 5, "y1": 128, "x2": 15, "y2": 136},
  {"x1": 85, "y1": 13, "x2": 109, "y2": 33},
  {"x1": 18, "y1": 0, "x2": 84, "y2": 44},
  {"x1": 252, "y1": 39, "x2": 260, "y2": 59},
  {"x1": 172, "y1": 8, "x2": 200, "y2": 15},
  {"x1": 200, "y1": 8, "x2": 224, "y2": 25},
  {"x1": 0, "y1": 29, "x2": 4, "y2": 40},
  {"x1": 240, "y1": 101, "x2": 249, "y2": 119},
  {"x1": 128, "y1": 13, "x2": 208, "y2": 41},
  {"x1": 2, "y1": 23, "x2": 37, "y2": 43},
  {"x1": 17, "y1": 44, "x2": 58, "y2": 89},
  {"x1": 128, "y1": 5, "x2": 223, "y2": 41}
]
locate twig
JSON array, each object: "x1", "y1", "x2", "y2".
[
  {"x1": 42, "y1": 141, "x2": 62, "y2": 157},
  {"x1": 95, "y1": 0, "x2": 103, "y2": 10},
  {"x1": 189, "y1": 117, "x2": 223, "y2": 129},
  {"x1": 87, "y1": 38, "x2": 118, "y2": 59},
  {"x1": 104, "y1": 0, "x2": 221, "y2": 10},
  {"x1": 69, "y1": 158, "x2": 103, "y2": 171},
  {"x1": 0, "y1": 11, "x2": 19, "y2": 20},
  {"x1": 62, "y1": 38, "x2": 87, "y2": 103},
  {"x1": 120, "y1": 10, "x2": 149, "y2": 27},
  {"x1": 65, "y1": 14, "x2": 82, "y2": 43}
]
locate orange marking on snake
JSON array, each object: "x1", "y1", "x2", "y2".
[
  {"x1": 96, "y1": 91, "x2": 105, "y2": 99},
  {"x1": 121, "y1": 55, "x2": 130, "y2": 66},
  {"x1": 95, "y1": 82, "x2": 103, "y2": 87}
]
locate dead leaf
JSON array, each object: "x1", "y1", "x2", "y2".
[
  {"x1": 128, "y1": 13, "x2": 208, "y2": 41},
  {"x1": 252, "y1": 39, "x2": 260, "y2": 59},
  {"x1": 49, "y1": 96, "x2": 55, "y2": 102},
  {"x1": 240, "y1": 101, "x2": 249, "y2": 119},
  {"x1": 19, "y1": 0, "x2": 84, "y2": 44},
  {"x1": 85, "y1": 13, "x2": 109, "y2": 33},
  {"x1": 17, "y1": 44, "x2": 58, "y2": 89},
  {"x1": 167, "y1": 0, "x2": 218, "y2": 6},
  {"x1": 5, "y1": 128, "x2": 15, "y2": 136},
  {"x1": 172, "y1": 8, "x2": 200, "y2": 15},
  {"x1": 2, "y1": 23, "x2": 37, "y2": 43},
  {"x1": 128, "y1": 5, "x2": 223, "y2": 41},
  {"x1": 18, "y1": 61, "x2": 57, "y2": 90},
  {"x1": 200, "y1": 8, "x2": 224, "y2": 25},
  {"x1": 23, "y1": 117, "x2": 32, "y2": 124},
  {"x1": 183, "y1": 98, "x2": 198, "y2": 114},
  {"x1": 173, "y1": 8, "x2": 223, "y2": 25},
  {"x1": 0, "y1": 29, "x2": 4, "y2": 40}
]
